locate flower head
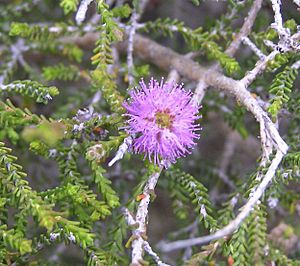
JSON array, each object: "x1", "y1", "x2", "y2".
[{"x1": 123, "y1": 78, "x2": 200, "y2": 166}]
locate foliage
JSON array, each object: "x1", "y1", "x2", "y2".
[
  {"x1": 142, "y1": 18, "x2": 240, "y2": 74},
  {"x1": 268, "y1": 66, "x2": 298, "y2": 120},
  {"x1": 43, "y1": 64, "x2": 80, "y2": 81},
  {"x1": 60, "y1": 0, "x2": 79, "y2": 14},
  {"x1": 1, "y1": 80, "x2": 59, "y2": 104},
  {"x1": 0, "y1": 0, "x2": 299, "y2": 265},
  {"x1": 10, "y1": 22, "x2": 72, "y2": 41},
  {"x1": 166, "y1": 167, "x2": 217, "y2": 231}
]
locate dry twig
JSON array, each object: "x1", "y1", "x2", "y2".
[{"x1": 125, "y1": 168, "x2": 163, "y2": 265}]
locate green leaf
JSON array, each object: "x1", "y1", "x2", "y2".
[
  {"x1": 60, "y1": 0, "x2": 79, "y2": 14},
  {"x1": 43, "y1": 64, "x2": 80, "y2": 81},
  {"x1": 268, "y1": 66, "x2": 298, "y2": 120},
  {"x1": 1, "y1": 80, "x2": 59, "y2": 104},
  {"x1": 112, "y1": 4, "x2": 132, "y2": 18}
]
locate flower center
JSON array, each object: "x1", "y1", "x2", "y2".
[{"x1": 155, "y1": 110, "x2": 173, "y2": 128}]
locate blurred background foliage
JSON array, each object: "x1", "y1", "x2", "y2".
[{"x1": 0, "y1": 0, "x2": 300, "y2": 265}]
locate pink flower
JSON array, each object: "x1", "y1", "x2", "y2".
[{"x1": 123, "y1": 78, "x2": 201, "y2": 166}]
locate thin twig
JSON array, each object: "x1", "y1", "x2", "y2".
[
  {"x1": 168, "y1": 221, "x2": 198, "y2": 239},
  {"x1": 215, "y1": 131, "x2": 238, "y2": 189},
  {"x1": 192, "y1": 79, "x2": 208, "y2": 106},
  {"x1": 241, "y1": 50, "x2": 278, "y2": 88},
  {"x1": 123, "y1": 206, "x2": 170, "y2": 265},
  {"x1": 126, "y1": 0, "x2": 149, "y2": 86},
  {"x1": 127, "y1": 11, "x2": 138, "y2": 86},
  {"x1": 143, "y1": 241, "x2": 170, "y2": 266},
  {"x1": 108, "y1": 136, "x2": 133, "y2": 167},
  {"x1": 158, "y1": 151, "x2": 285, "y2": 252},
  {"x1": 192, "y1": 0, "x2": 263, "y2": 104},
  {"x1": 123, "y1": 207, "x2": 137, "y2": 226},
  {"x1": 76, "y1": 0, "x2": 94, "y2": 25},
  {"x1": 225, "y1": 0, "x2": 263, "y2": 56},
  {"x1": 166, "y1": 69, "x2": 180, "y2": 84},
  {"x1": 88, "y1": 91, "x2": 101, "y2": 114},
  {"x1": 219, "y1": 132, "x2": 237, "y2": 175},
  {"x1": 0, "y1": 39, "x2": 28, "y2": 85},
  {"x1": 182, "y1": 222, "x2": 198, "y2": 260},
  {"x1": 291, "y1": 60, "x2": 300, "y2": 69},
  {"x1": 270, "y1": 0, "x2": 287, "y2": 38},
  {"x1": 242, "y1": 36, "x2": 266, "y2": 60},
  {"x1": 130, "y1": 168, "x2": 163, "y2": 265}
]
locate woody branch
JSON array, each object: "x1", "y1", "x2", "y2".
[{"x1": 69, "y1": 0, "x2": 294, "y2": 255}]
